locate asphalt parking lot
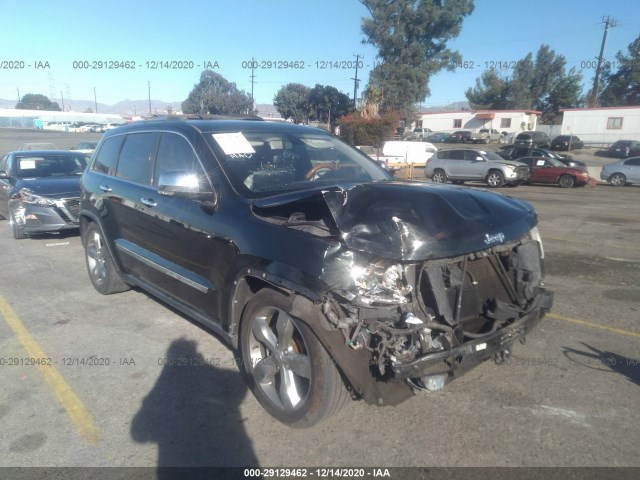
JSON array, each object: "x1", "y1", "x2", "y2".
[{"x1": 0, "y1": 129, "x2": 638, "y2": 472}]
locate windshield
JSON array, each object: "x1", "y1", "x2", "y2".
[
  {"x1": 15, "y1": 155, "x2": 88, "y2": 178},
  {"x1": 208, "y1": 129, "x2": 391, "y2": 198}
]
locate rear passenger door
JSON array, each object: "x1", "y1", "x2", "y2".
[
  {"x1": 443, "y1": 150, "x2": 466, "y2": 178},
  {"x1": 101, "y1": 132, "x2": 160, "y2": 281}
]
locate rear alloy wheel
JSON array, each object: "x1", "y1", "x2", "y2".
[
  {"x1": 83, "y1": 222, "x2": 130, "y2": 294},
  {"x1": 558, "y1": 174, "x2": 575, "y2": 188},
  {"x1": 609, "y1": 173, "x2": 626, "y2": 186},
  {"x1": 486, "y1": 170, "x2": 505, "y2": 188},
  {"x1": 432, "y1": 169, "x2": 447, "y2": 183},
  {"x1": 240, "y1": 289, "x2": 349, "y2": 427}
]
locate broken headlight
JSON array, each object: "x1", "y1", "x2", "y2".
[
  {"x1": 19, "y1": 189, "x2": 55, "y2": 207},
  {"x1": 324, "y1": 249, "x2": 412, "y2": 305},
  {"x1": 527, "y1": 226, "x2": 544, "y2": 259}
]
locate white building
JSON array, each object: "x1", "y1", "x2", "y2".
[
  {"x1": 559, "y1": 106, "x2": 640, "y2": 145},
  {"x1": 417, "y1": 109, "x2": 541, "y2": 134},
  {"x1": 0, "y1": 108, "x2": 124, "y2": 128}
]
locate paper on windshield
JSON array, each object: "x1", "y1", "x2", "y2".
[{"x1": 212, "y1": 132, "x2": 256, "y2": 155}]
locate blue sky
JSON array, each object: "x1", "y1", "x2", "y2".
[{"x1": 0, "y1": 0, "x2": 638, "y2": 109}]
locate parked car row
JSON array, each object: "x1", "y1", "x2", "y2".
[
  {"x1": 42, "y1": 121, "x2": 122, "y2": 133},
  {"x1": 423, "y1": 146, "x2": 640, "y2": 188}
]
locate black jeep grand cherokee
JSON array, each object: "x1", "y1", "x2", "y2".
[{"x1": 80, "y1": 117, "x2": 553, "y2": 427}]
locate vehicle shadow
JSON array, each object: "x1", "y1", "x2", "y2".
[
  {"x1": 562, "y1": 342, "x2": 640, "y2": 387},
  {"x1": 131, "y1": 338, "x2": 260, "y2": 477}
]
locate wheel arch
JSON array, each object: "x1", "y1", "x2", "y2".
[{"x1": 79, "y1": 211, "x2": 127, "y2": 278}]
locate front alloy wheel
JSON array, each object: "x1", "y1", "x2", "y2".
[
  {"x1": 558, "y1": 174, "x2": 575, "y2": 188},
  {"x1": 10, "y1": 213, "x2": 26, "y2": 240},
  {"x1": 486, "y1": 170, "x2": 505, "y2": 188},
  {"x1": 240, "y1": 289, "x2": 348, "y2": 427}
]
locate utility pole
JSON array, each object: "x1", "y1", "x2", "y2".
[
  {"x1": 250, "y1": 57, "x2": 256, "y2": 101},
  {"x1": 94, "y1": 87, "x2": 98, "y2": 113},
  {"x1": 17, "y1": 88, "x2": 20, "y2": 103},
  {"x1": 60, "y1": 91, "x2": 65, "y2": 111},
  {"x1": 351, "y1": 54, "x2": 362, "y2": 109},
  {"x1": 148, "y1": 81, "x2": 152, "y2": 115},
  {"x1": 589, "y1": 16, "x2": 617, "y2": 107}
]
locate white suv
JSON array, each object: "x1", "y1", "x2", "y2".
[{"x1": 425, "y1": 148, "x2": 530, "y2": 187}]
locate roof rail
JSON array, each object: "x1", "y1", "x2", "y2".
[{"x1": 144, "y1": 114, "x2": 264, "y2": 121}]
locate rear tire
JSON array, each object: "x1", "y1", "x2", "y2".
[
  {"x1": 240, "y1": 289, "x2": 349, "y2": 427},
  {"x1": 609, "y1": 172, "x2": 626, "y2": 186},
  {"x1": 83, "y1": 222, "x2": 130, "y2": 294},
  {"x1": 558, "y1": 174, "x2": 575, "y2": 188},
  {"x1": 432, "y1": 169, "x2": 447, "y2": 183}
]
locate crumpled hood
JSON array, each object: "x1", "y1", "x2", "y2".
[
  {"x1": 254, "y1": 181, "x2": 538, "y2": 261},
  {"x1": 16, "y1": 177, "x2": 81, "y2": 198}
]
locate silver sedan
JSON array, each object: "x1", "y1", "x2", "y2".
[{"x1": 600, "y1": 157, "x2": 640, "y2": 186}]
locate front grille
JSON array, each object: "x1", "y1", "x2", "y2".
[
  {"x1": 62, "y1": 198, "x2": 80, "y2": 223},
  {"x1": 515, "y1": 166, "x2": 530, "y2": 179},
  {"x1": 419, "y1": 254, "x2": 514, "y2": 334}
]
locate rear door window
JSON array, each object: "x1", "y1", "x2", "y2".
[{"x1": 115, "y1": 133, "x2": 159, "y2": 186}]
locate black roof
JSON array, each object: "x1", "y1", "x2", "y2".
[{"x1": 101, "y1": 117, "x2": 328, "y2": 136}]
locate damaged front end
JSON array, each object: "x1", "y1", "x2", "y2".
[
  {"x1": 253, "y1": 182, "x2": 553, "y2": 402},
  {"x1": 322, "y1": 229, "x2": 553, "y2": 394}
]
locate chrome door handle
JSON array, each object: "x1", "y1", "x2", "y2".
[
  {"x1": 99, "y1": 184, "x2": 112, "y2": 192},
  {"x1": 140, "y1": 197, "x2": 157, "y2": 208}
]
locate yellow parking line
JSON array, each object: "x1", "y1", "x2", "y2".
[
  {"x1": 547, "y1": 312, "x2": 640, "y2": 339},
  {"x1": 0, "y1": 294, "x2": 101, "y2": 444}
]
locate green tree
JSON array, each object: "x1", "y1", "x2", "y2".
[
  {"x1": 465, "y1": 69, "x2": 509, "y2": 109},
  {"x1": 308, "y1": 84, "x2": 353, "y2": 124},
  {"x1": 598, "y1": 35, "x2": 640, "y2": 106},
  {"x1": 360, "y1": 0, "x2": 474, "y2": 116},
  {"x1": 182, "y1": 70, "x2": 254, "y2": 115},
  {"x1": 15, "y1": 94, "x2": 60, "y2": 111},
  {"x1": 507, "y1": 54, "x2": 535, "y2": 109},
  {"x1": 273, "y1": 83, "x2": 311, "y2": 124},
  {"x1": 542, "y1": 67, "x2": 584, "y2": 123},
  {"x1": 465, "y1": 45, "x2": 583, "y2": 123}
]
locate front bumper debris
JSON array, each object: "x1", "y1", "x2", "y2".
[{"x1": 392, "y1": 289, "x2": 553, "y2": 381}]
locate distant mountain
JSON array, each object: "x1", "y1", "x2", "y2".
[{"x1": 420, "y1": 101, "x2": 471, "y2": 112}]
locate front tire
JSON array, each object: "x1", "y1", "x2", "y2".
[
  {"x1": 609, "y1": 172, "x2": 626, "y2": 186},
  {"x1": 558, "y1": 174, "x2": 575, "y2": 188},
  {"x1": 83, "y1": 222, "x2": 130, "y2": 294},
  {"x1": 240, "y1": 289, "x2": 349, "y2": 427},
  {"x1": 432, "y1": 169, "x2": 447, "y2": 183},
  {"x1": 10, "y1": 213, "x2": 26, "y2": 240},
  {"x1": 486, "y1": 170, "x2": 505, "y2": 188}
]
